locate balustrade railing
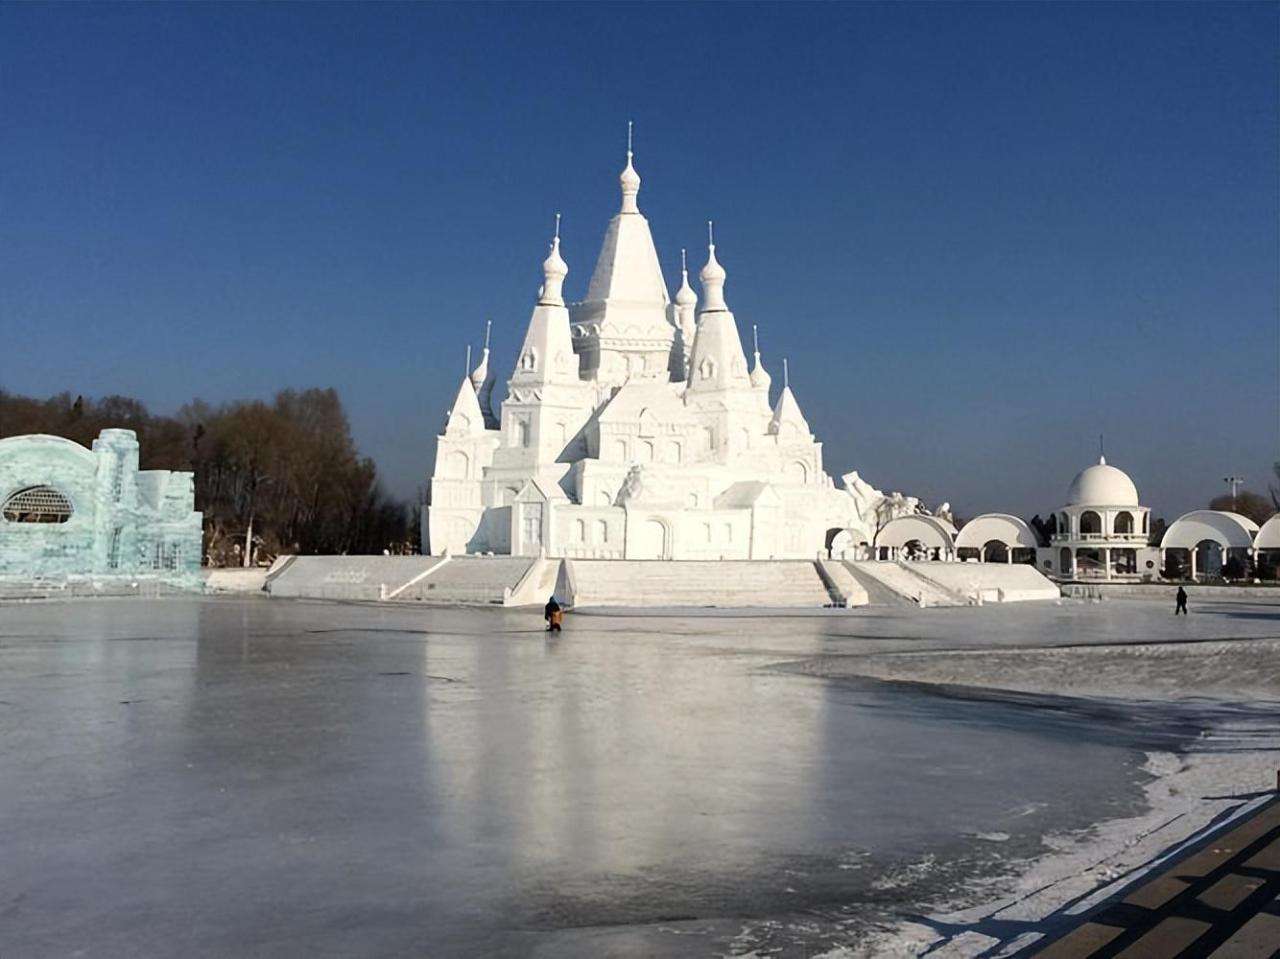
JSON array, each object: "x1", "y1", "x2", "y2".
[{"x1": 1052, "y1": 532, "x2": 1148, "y2": 543}]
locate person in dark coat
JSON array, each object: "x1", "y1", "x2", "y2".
[
  {"x1": 544, "y1": 596, "x2": 563, "y2": 632},
  {"x1": 1175, "y1": 586, "x2": 1188, "y2": 615}
]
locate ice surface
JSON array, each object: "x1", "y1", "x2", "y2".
[{"x1": 1, "y1": 595, "x2": 1277, "y2": 957}]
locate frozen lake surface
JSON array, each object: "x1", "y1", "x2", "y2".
[{"x1": 2, "y1": 596, "x2": 1279, "y2": 956}]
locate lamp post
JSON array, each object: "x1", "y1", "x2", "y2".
[{"x1": 1223, "y1": 475, "x2": 1244, "y2": 511}]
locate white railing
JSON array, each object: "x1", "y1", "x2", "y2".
[{"x1": 1053, "y1": 532, "x2": 1148, "y2": 543}]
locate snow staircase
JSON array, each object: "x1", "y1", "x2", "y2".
[
  {"x1": 843, "y1": 561, "x2": 966, "y2": 607},
  {"x1": 266, "y1": 556, "x2": 446, "y2": 601},
  {"x1": 396, "y1": 556, "x2": 534, "y2": 605},
  {"x1": 816, "y1": 558, "x2": 870, "y2": 607},
  {"x1": 565, "y1": 560, "x2": 836, "y2": 608}
]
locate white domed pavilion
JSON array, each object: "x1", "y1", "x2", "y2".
[{"x1": 1049, "y1": 456, "x2": 1150, "y2": 579}]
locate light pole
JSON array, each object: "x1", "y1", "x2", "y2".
[{"x1": 1223, "y1": 475, "x2": 1244, "y2": 511}]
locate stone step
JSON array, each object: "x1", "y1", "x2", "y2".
[{"x1": 568, "y1": 560, "x2": 834, "y2": 608}]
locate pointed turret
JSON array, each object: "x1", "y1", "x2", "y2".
[
  {"x1": 571, "y1": 129, "x2": 674, "y2": 386},
  {"x1": 685, "y1": 225, "x2": 751, "y2": 394},
  {"x1": 512, "y1": 217, "x2": 579, "y2": 387},
  {"x1": 768, "y1": 359, "x2": 812, "y2": 438},
  {"x1": 445, "y1": 375, "x2": 485, "y2": 436},
  {"x1": 581, "y1": 135, "x2": 669, "y2": 306}
]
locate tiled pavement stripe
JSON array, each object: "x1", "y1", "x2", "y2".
[
  {"x1": 1113, "y1": 916, "x2": 1213, "y2": 956},
  {"x1": 1208, "y1": 909, "x2": 1280, "y2": 957},
  {"x1": 1027, "y1": 798, "x2": 1280, "y2": 957}
]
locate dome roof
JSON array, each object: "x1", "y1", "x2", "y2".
[
  {"x1": 1065, "y1": 457, "x2": 1139, "y2": 506},
  {"x1": 674, "y1": 250, "x2": 696, "y2": 307}
]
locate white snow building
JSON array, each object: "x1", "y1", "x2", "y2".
[
  {"x1": 1042, "y1": 456, "x2": 1153, "y2": 580},
  {"x1": 426, "y1": 146, "x2": 903, "y2": 560}
]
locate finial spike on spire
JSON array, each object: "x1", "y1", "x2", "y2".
[
  {"x1": 465, "y1": 344, "x2": 472, "y2": 378},
  {"x1": 483, "y1": 319, "x2": 492, "y2": 350},
  {"x1": 681, "y1": 248, "x2": 687, "y2": 273},
  {"x1": 627, "y1": 120, "x2": 633, "y2": 155},
  {"x1": 783, "y1": 357, "x2": 789, "y2": 389},
  {"x1": 753, "y1": 324, "x2": 759, "y2": 355},
  {"x1": 708, "y1": 220, "x2": 714, "y2": 247},
  {"x1": 554, "y1": 212, "x2": 561, "y2": 241}
]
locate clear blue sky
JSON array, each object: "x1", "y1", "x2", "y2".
[{"x1": 3, "y1": 2, "x2": 1276, "y2": 520}]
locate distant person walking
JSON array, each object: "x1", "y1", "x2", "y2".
[
  {"x1": 544, "y1": 595, "x2": 563, "y2": 632},
  {"x1": 1175, "y1": 586, "x2": 1188, "y2": 615}
]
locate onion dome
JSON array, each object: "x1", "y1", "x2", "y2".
[
  {"x1": 538, "y1": 215, "x2": 568, "y2": 306},
  {"x1": 674, "y1": 248, "x2": 697, "y2": 307},
  {"x1": 619, "y1": 150, "x2": 641, "y2": 214},
  {"x1": 1065, "y1": 456, "x2": 1140, "y2": 506},
  {"x1": 699, "y1": 222, "x2": 728, "y2": 312},
  {"x1": 749, "y1": 325, "x2": 771, "y2": 390},
  {"x1": 469, "y1": 346, "x2": 489, "y2": 394}
]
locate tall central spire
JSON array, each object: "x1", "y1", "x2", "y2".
[
  {"x1": 581, "y1": 125, "x2": 669, "y2": 306},
  {"x1": 619, "y1": 120, "x2": 641, "y2": 214}
]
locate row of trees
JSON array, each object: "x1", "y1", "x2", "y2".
[{"x1": 0, "y1": 389, "x2": 417, "y2": 565}]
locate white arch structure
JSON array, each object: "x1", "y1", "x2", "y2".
[
  {"x1": 1160, "y1": 509, "x2": 1259, "y2": 580},
  {"x1": 1254, "y1": 514, "x2": 1280, "y2": 551},
  {"x1": 875, "y1": 514, "x2": 957, "y2": 561},
  {"x1": 954, "y1": 513, "x2": 1040, "y2": 562}
]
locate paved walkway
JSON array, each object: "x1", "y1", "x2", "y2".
[{"x1": 1029, "y1": 796, "x2": 1280, "y2": 957}]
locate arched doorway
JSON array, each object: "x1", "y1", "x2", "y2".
[
  {"x1": 1059, "y1": 546, "x2": 1073, "y2": 577},
  {"x1": 634, "y1": 518, "x2": 671, "y2": 560},
  {"x1": 902, "y1": 538, "x2": 926, "y2": 561},
  {"x1": 1114, "y1": 511, "x2": 1134, "y2": 535},
  {"x1": 981, "y1": 540, "x2": 1009, "y2": 563},
  {"x1": 825, "y1": 527, "x2": 851, "y2": 558},
  {"x1": 1080, "y1": 511, "x2": 1101, "y2": 535},
  {"x1": 1194, "y1": 539, "x2": 1223, "y2": 580}
]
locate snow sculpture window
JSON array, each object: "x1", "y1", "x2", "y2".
[
  {"x1": 520, "y1": 350, "x2": 537, "y2": 371},
  {"x1": 2, "y1": 486, "x2": 73, "y2": 523},
  {"x1": 699, "y1": 359, "x2": 716, "y2": 380},
  {"x1": 111, "y1": 461, "x2": 124, "y2": 501},
  {"x1": 165, "y1": 543, "x2": 181, "y2": 570},
  {"x1": 517, "y1": 420, "x2": 531, "y2": 448},
  {"x1": 596, "y1": 519, "x2": 608, "y2": 543},
  {"x1": 445, "y1": 451, "x2": 469, "y2": 478},
  {"x1": 573, "y1": 519, "x2": 586, "y2": 543}
]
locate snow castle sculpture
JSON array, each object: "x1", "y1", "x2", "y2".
[{"x1": 425, "y1": 141, "x2": 914, "y2": 560}]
